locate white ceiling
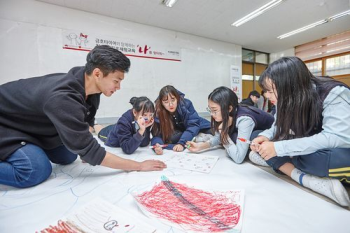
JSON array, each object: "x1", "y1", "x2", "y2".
[{"x1": 39, "y1": 0, "x2": 350, "y2": 53}]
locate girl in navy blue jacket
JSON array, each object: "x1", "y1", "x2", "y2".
[
  {"x1": 186, "y1": 86, "x2": 274, "y2": 163},
  {"x1": 151, "y1": 85, "x2": 211, "y2": 154},
  {"x1": 98, "y1": 96, "x2": 155, "y2": 154}
]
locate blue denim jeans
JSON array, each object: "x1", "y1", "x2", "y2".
[{"x1": 0, "y1": 143, "x2": 77, "y2": 188}]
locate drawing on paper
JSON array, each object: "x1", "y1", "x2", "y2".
[
  {"x1": 38, "y1": 198, "x2": 156, "y2": 233},
  {"x1": 133, "y1": 176, "x2": 244, "y2": 232},
  {"x1": 159, "y1": 153, "x2": 219, "y2": 173}
]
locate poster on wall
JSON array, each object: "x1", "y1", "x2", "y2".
[
  {"x1": 230, "y1": 65, "x2": 242, "y2": 102},
  {"x1": 62, "y1": 30, "x2": 181, "y2": 62}
]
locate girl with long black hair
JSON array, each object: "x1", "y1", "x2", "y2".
[
  {"x1": 250, "y1": 56, "x2": 350, "y2": 206},
  {"x1": 187, "y1": 86, "x2": 274, "y2": 163}
]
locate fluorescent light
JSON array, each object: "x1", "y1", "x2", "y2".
[
  {"x1": 162, "y1": 0, "x2": 178, "y2": 8},
  {"x1": 277, "y1": 20, "x2": 328, "y2": 39},
  {"x1": 232, "y1": 0, "x2": 283, "y2": 27},
  {"x1": 277, "y1": 10, "x2": 350, "y2": 39},
  {"x1": 329, "y1": 9, "x2": 350, "y2": 21}
]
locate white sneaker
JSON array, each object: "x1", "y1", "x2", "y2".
[
  {"x1": 249, "y1": 151, "x2": 269, "y2": 167},
  {"x1": 307, "y1": 176, "x2": 350, "y2": 207}
]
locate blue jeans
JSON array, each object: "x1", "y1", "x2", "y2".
[{"x1": 0, "y1": 143, "x2": 77, "y2": 188}]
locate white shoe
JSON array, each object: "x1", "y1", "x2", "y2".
[
  {"x1": 249, "y1": 151, "x2": 269, "y2": 167},
  {"x1": 307, "y1": 176, "x2": 350, "y2": 207}
]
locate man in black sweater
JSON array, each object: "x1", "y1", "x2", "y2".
[
  {"x1": 0, "y1": 45, "x2": 166, "y2": 188},
  {"x1": 240, "y1": 90, "x2": 260, "y2": 107}
]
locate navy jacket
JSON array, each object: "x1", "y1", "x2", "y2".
[
  {"x1": 151, "y1": 91, "x2": 210, "y2": 149},
  {"x1": 104, "y1": 109, "x2": 151, "y2": 154},
  {"x1": 0, "y1": 67, "x2": 105, "y2": 165},
  {"x1": 230, "y1": 105, "x2": 275, "y2": 142}
]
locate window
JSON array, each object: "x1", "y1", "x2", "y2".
[
  {"x1": 296, "y1": 31, "x2": 350, "y2": 61},
  {"x1": 298, "y1": 31, "x2": 350, "y2": 86},
  {"x1": 242, "y1": 49, "x2": 254, "y2": 62},
  {"x1": 306, "y1": 60, "x2": 322, "y2": 76},
  {"x1": 325, "y1": 54, "x2": 350, "y2": 76},
  {"x1": 242, "y1": 49, "x2": 269, "y2": 98},
  {"x1": 255, "y1": 52, "x2": 269, "y2": 64},
  {"x1": 304, "y1": 53, "x2": 350, "y2": 86}
]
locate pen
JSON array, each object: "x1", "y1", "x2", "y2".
[
  {"x1": 132, "y1": 118, "x2": 148, "y2": 124},
  {"x1": 186, "y1": 137, "x2": 196, "y2": 149},
  {"x1": 238, "y1": 137, "x2": 256, "y2": 145},
  {"x1": 149, "y1": 144, "x2": 168, "y2": 149}
]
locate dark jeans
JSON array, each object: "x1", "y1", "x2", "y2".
[
  {"x1": 266, "y1": 148, "x2": 350, "y2": 183},
  {"x1": 0, "y1": 144, "x2": 77, "y2": 188}
]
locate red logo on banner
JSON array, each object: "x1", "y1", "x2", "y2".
[{"x1": 137, "y1": 45, "x2": 151, "y2": 54}]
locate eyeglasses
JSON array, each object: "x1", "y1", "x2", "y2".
[
  {"x1": 162, "y1": 98, "x2": 176, "y2": 106},
  {"x1": 206, "y1": 107, "x2": 220, "y2": 116}
]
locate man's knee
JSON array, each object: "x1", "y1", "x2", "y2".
[{"x1": 14, "y1": 163, "x2": 52, "y2": 188}]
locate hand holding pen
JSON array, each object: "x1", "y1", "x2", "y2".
[
  {"x1": 185, "y1": 137, "x2": 198, "y2": 152},
  {"x1": 238, "y1": 136, "x2": 269, "y2": 152},
  {"x1": 237, "y1": 138, "x2": 256, "y2": 145},
  {"x1": 152, "y1": 143, "x2": 165, "y2": 155}
]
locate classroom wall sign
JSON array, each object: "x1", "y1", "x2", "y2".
[
  {"x1": 62, "y1": 30, "x2": 182, "y2": 62},
  {"x1": 230, "y1": 65, "x2": 242, "y2": 102}
]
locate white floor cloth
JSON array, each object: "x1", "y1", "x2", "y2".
[{"x1": 0, "y1": 137, "x2": 349, "y2": 233}]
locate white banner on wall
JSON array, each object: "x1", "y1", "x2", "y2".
[
  {"x1": 230, "y1": 65, "x2": 242, "y2": 102},
  {"x1": 62, "y1": 30, "x2": 181, "y2": 62}
]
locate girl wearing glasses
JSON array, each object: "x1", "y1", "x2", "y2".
[
  {"x1": 97, "y1": 96, "x2": 155, "y2": 154},
  {"x1": 186, "y1": 86, "x2": 274, "y2": 164},
  {"x1": 151, "y1": 85, "x2": 211, "y2": 154},
  {"x1": 250, "y1": 57, "x2": 350, "y2": 206}
]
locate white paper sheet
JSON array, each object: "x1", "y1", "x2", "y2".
[
  {"x1": 39, "y1": 198, "x2": 156, "y2": 233},
  {"x1": 0, "y1": 137, "x2": 349, "y2": 233},
  {"x1": 157, "y1": 152, "x2": 219, "y2": 173},
  {"x1": 132, "y1": 177, "x2": 244, "y2": 233}
]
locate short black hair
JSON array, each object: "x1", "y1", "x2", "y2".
[
  {"x1": 85, "y1": 45, "x2": 130, "y2": 76},
  {"x1": 129, "y1": 96, "x2": 155, "y2": 114},
  {"x1": 249, "y1": 90, "x2": 260, "y2": 98}
]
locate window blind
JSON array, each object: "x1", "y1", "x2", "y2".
[{"x1": 296, "y1": 30, "x2": 350, "y2": 61}]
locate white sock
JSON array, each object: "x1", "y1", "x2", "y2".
[
  {"x1": 291, "y1": 168, "x2": 308, "y2": 186},
  {"x1": 291, "y1": 168, "x2": 350, "y2": 206}
]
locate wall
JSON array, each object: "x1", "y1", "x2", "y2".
[
  {"x1": 270, "y1": 48, "x2": 295, "y2": 63},
  {"x1": 0, "y1": 0, "x2": 242, "y2": 122}
]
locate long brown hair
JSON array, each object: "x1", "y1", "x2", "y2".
[{"x1": 153, "y1": 85, "x2": 181, "y2": 142}]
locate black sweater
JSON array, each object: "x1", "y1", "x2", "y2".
[{"x1": 0, "y1": 67, "x2": 105, "y2": 165}]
